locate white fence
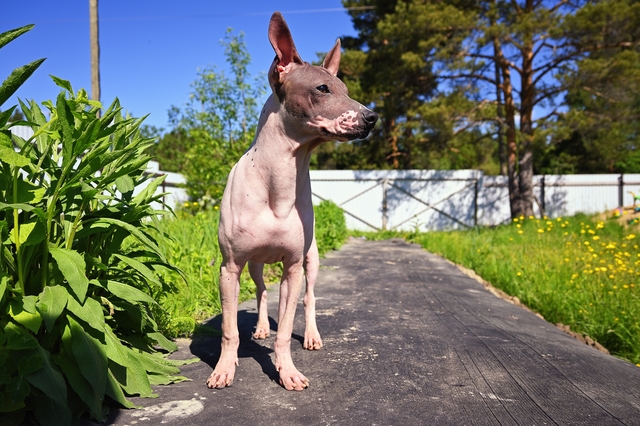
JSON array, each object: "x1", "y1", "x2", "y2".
[
  {"x1": 10, "y1": 126, "x2": 639, "y2": 231},
  {"x1": 309, "y1": 170, "x2": 640, "y2": 231}
]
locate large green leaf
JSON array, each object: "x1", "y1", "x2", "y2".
[
  {"x1": 4, "y1": 322, "x2": 38, "y2": 350},
  {"x1": 31, "y1": 391, "x2": 73, "y2": 426},
  {"x1": 115, "y1": 174, "x2": 135, "y2": 194},
  {"x1": 147, "y1": 332, "x2": 179, "y2": 352},
  {"x1": 10, "y1": 220, "x2": 45, "y2": 247},
  {"x1": 112, "y1": 254, "x2": 162, "y2": 287},
  {"x1": 65, "y1": 296, "x2": 105, "y2": 334},
  {"x1": 0, "y1": 276, "x2": 7, "y2": 305},
  {"x1": 105, "y1": 369, "x2": 137, "y2": 409},
  {"x1": 9, "y1": 299, "x2": 42, "y2": 334},
  {"x1": 55, "y1": 91, "x2": 75, "y2": 170},
  {"x1": 121, "y1": 349, "x2": 156, "y2": 398},
  {"x1": 107, "y1": 280, "x2": 156, "y2": 305},
  {"x1": 49, "y1": 246, "x2": 89, "y2": 303},
  {"x1": 0, "y1": 58, "x2": 46, "y2": 107},
  {"x1": 103, "y1": 325, "x2": 129, "y2": 367},
  {"x1": 24, "y1": 345, "x2": 71, "y2": 425},
  {"x1": 95, "y1": 218, "x2": 165, "y2": 260},
  {"x1": 15, "y1": 180, "x2": 46, "y2": 205},
  {"x1": 66, "y1": 316, "x2": 108, "y2": 407},
  {"x1": 52, "y1": 353, "x2": 104, "y2": 421},
  {"x1": 134, "y1": 351, "x2": 180, "y2": 376},
  {"x1": 132, "y1": 174, "x2": 167, "y2": 206},
  {"x1": 0, "y1": 144, "x2": 30, "y2": 167},
  {"x1": 50, "y1": 76, "x2": 73, "y2": 94},
  {"x1": 0, "y1": 25, "x2": 34, "y2": 49},
  {"x1": 36, "y1": 285, "x2": 69, "y2": 333}
]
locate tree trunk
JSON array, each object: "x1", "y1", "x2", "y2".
[
  {"x1": 90, "y1": 0, "x2": 101, "y2": 115},
  {"x1": 496, "y1": 46, "x2": 521, "y2": 218},
  {"x1": 518, "y1": 1, "x2": 536, "y2": 217}
]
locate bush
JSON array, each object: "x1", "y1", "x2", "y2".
[
  {"x1": 314, "y1": 200, "x2": 347, "y2": 256},
  {"x1": 0, "y1": 25, "x2": 189, "y2": 425}
]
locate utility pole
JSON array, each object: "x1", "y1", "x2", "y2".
[{"x1": 89, "y1": 0, "x2": 100, "y2": 116}]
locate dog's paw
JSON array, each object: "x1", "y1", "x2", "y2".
[
  {"x1": 303, "y1": 331, "x2": 323, "y2": 350},
  {"x1": 278, "y1": 368, "x2": 309, "y2": 391},
  {"x1": 206, "y1": 369, "x2": 235, "y2": 389},
  {"x1": 253, "y1": 326, "x2": 270, "y2": 340},
  {"x1": 206, "y1": 358, "x2": 238, "y2": 389}
]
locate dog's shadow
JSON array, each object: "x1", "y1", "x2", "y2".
[{"x1": 189, "y1": 310, "x2": 305, "y2": 384}]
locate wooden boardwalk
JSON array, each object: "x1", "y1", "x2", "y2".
[{"x1": 106, "y1": 238, "x2": 640, "y2": 426}]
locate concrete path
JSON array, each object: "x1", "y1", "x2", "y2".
[{"x1": 103, "y1": 238, "x2": 640, "y2": 425}]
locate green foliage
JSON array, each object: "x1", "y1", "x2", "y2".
[
  {"x1": 314, "y1": 200, "x2": 348, "y2": 255},
  {"x1": 169, "y1": 29, "x2": 267, "y2": 201},
  {"x1": 0, "y1": 26, "x2": 191, "y2": 423},
  {"x1": 538, "y1": 0, "x2": 640, "y2": 174}
]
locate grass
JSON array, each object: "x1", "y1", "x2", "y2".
[
  {"x1": 354, "y1": 213, "x2": 640, "y2": 365},
  {"x1": 151, "y1": 200, "x2": 347, "y2": 338}
]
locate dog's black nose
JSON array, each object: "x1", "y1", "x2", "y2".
[{"x1": 363, "y1": 109, "x2": 378, "y2": 125}]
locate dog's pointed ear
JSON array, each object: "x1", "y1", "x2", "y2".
[
  {"x1": 269, "y1": 12, "x2": 303, "y2": 80},
  {"x1": 322, "y1": 39, "x2": 341, "y2": 76}
]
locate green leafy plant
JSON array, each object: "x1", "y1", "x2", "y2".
[
  {"x1": 314, "y1": 200, "x2": 347, "y2": 256},
  {"x1": 0, "y1": 25, "x2": 192, "y2": 425}
]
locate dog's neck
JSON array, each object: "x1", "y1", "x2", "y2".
[
  {"x1": 248, "y1": 95, "x2": 325, "y2": 172},
  {"x1": 246, "y1": 94, "x2": 322, "y2": 209}
]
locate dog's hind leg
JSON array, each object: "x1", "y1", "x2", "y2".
[
  {"x1": 207, "y1": 261, "x2": 245, "y2": 389},
  {"x1": 303, "y1": 236, "x2": 323, "y2": 350},
  {"x1": 249, "y1": 260, "x2": 270, "y2": 339}
]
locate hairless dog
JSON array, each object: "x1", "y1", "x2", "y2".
[{"x1": 206, "y1": 11, "x2": 378, "y2": 391}]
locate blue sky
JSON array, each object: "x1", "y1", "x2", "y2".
[{"x1": 1, "y1": 1, "x2": 358, "y2": 130}]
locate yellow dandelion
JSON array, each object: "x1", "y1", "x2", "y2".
[
  {"x1": 581, "y1": 229, "x2": 586, "y2": 234},
  {"x1": 584, "y1": 241, "x2": 590, "y2": 246},
  {"x1": 518, "y1": 230, "x2": 524, "y2": 234},
  {"x1": 517, "y1": 224, "x2": 522, "y2": 228},
  {"x1": 623, "y1": 285, "x2": 629, "y2": 289},
  {"x1": 513, "y1": 218, "x2": 519, "y2": 222},
  {"x1": 538, "y1": 229, "x2": 544, "y2": 233},
  {"x1": 543, "y1": 215, "x2": 548, "y2": 220},
  {"x1": 557, "y1": 217, "x2": 562, "y2": 222},
  {"x1": 564, "y1": 258, "x2": 570, "y2": 262},
  {"x1": 593, "y1": 236, "x2": 600, "y2": 241},
  {"x1": 529, "y1": 215, "x2": 534, "y2": 219},
  {"x1": 517, "y1": 271, "x2": 522, "y2": 276},
  {"x1": 609, "y1": 275, "x2": 615, "y2": 279},
  {"x1": 564, "y1": 232, "x2": 569, "y2": 236}
]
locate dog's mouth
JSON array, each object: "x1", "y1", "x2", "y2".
[
  {"x1": 322, "y1": 125, "x2": 375, "y2": 142},
  {"x1": 312, "y1": 111, "x2": 377, "y2": 141}
]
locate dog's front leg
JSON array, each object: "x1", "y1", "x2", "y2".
[
  {"x1": 303, "y1": 237, "x2": 322, "y2": 350},
  {"x1": 249, "y1": 260, "x2": 270, "y2": 339},
  {"x1": 275, "y1": 262, "x2": 309, "y2": 391},
  {"x1": 207, "y1": 262, "x2": 244, "y2": 388}
]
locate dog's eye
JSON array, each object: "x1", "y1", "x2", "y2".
[{"x1": 316, "y1": 84, "x2": 330, "y2": 94}]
